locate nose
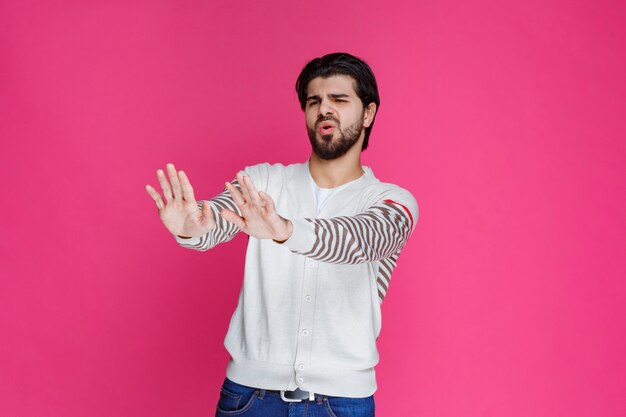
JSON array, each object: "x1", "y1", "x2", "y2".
[{"x1": 318, "y1": 98, "x2": 335, "y2": 117}]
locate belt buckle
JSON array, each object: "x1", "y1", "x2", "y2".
[{"x1": 280, "y1": 389, "x2": 315, "y2": 402}]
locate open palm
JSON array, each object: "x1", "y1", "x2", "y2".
[
  {"x1": 145, "y1": 163, "x2": 215, "y2": 238},
  {"x1": 220, "y1": 172, "x2": 292, "y2": 242}
]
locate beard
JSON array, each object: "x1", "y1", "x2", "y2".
[{"x1": 307, "y1": 115, "x2": 364, "y2": 160}]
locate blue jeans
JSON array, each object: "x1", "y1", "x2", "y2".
[{"x1": 215, "y1": 377, "x2": 375, "y2": 417}]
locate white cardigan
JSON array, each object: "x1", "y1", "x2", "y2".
[{"x1": 175, "y1": 161, "x2": 418, "y2": 397}]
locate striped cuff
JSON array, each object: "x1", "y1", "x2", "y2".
[
  {"x1": 173, "y1": 234, "x2": 203, "y2": 246},
  {"x1": 281, "y1": 218, "x2": 316, "y2": 253}
]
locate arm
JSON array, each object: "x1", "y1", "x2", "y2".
[
  {"x1": 218, "y1": 173, "x2": 418, "y2": 264},
  {"x1": 145, "y1": 163, "x2": 247, "y2": 252},
  {"x1": 282, "y1": 199, "x2": 417, "y2": 264},
  {"x1": 173, "y1": 178, "x2": 245, "y2": 251}
]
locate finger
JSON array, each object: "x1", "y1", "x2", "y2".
[
  {"x1": 167, "y1": 163, "x2": 183, "y2": 200},
  {"x1": 156, "y1": 169, "x2": 173, "y2": 203},
  {"x1": 220, "y1": 208, "x2": 246, "y2": 230},
  {"x1": 236, "y1": 173, "x2": 252, "y2": 203},
  {"x1": 243, "y1": 175, "x2": 262, "y2": 206},
  {"x1": 225, "y1": 180, "x2": 246, "y2": 207},
  {"x1": 259, "y1": 191, "x2": 275, "y2": 214},
  {"x1": 178, "y1": 170, "x2": 196, "y2": 202},
  {"x1": 200, "y1": 201, "x2": 215, "y2": 227},
  {"x1": 145, "y1": 184, "x2": 165, "y2": 210}
]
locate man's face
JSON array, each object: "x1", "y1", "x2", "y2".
[{"x1": 305, "y1": 75, "x2": 366, "y2": 160}]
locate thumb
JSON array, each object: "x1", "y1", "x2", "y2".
[
  {"x1": 259, "y1": 192, "x2": 276, "y2": 214},
  {"x1": 199, "y1": 201, "x2": 215, "y2": 228},
  {"x1": 220, "y1": 209, "x2": 246, "y2": 230}
]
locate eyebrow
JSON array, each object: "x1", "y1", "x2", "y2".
[{"x1": 306, "y1": 93, "x2": 351, "y2": 101}]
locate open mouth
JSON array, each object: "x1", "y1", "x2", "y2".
[{"x1": 318, "y1": 121, "x2": 336, "y2": 135}]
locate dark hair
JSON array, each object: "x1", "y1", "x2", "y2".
[{"x1": 295, "y1": 52, "x2": 380, "y2": 151}]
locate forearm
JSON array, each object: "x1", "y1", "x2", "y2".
[
  {"x1": 175, "y1": 182, "x2": 243, "y2": 251},
  {"x1": 282, "y1": 201, "x2": 415, "y2": 264}
]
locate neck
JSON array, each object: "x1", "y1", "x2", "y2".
[{"x1": 309, "y1": 147, "x2": 365, "y2": 188}]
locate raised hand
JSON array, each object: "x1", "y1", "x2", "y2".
[
  {"x1": 220, "y1": 173, "x2": 293, "y2": 242},
  {"x1": 145, "y1": 163, "x2": 216, "y2": 238}
]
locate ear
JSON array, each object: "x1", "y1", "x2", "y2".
[{"x1": 363, "y1": 102, "x2": 377, "y2": 128}]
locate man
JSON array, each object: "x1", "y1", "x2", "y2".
[{"x1": 145, "y1": 52, "x2": 418, "y2": 417}]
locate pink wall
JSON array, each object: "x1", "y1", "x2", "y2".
[{"x1": 1, "y1": 0, "x2": 625, "y2": 416}]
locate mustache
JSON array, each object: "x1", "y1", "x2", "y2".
[{"x1": 315, "y1": 115, "x2": 340, "y2": 127}]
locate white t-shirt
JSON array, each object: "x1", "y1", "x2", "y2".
[{"x1": 310, "y1": 174, "x2": 364, "y2": 212}]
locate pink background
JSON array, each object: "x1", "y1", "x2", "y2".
[{"x1": 1, "y1": 0, "x2": 625, "y2": 416}]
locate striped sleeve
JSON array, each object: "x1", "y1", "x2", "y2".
[
  {"x1": 173, "y1": 179, "x2": 243, "y2": 251},
  {"x1": 283, "y1": 199, "x2": 417, "y2": 264}
]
